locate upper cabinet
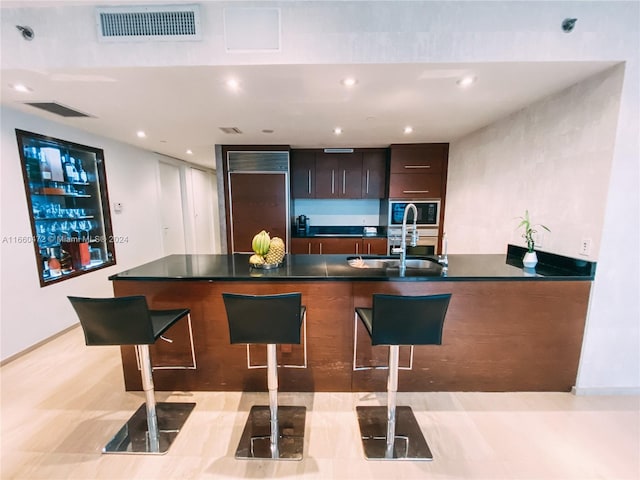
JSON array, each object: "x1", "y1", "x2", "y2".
[
  {"x1": 290, "y1": 149, "x2": 387, "y2": 199},
  {"x1": 388, "y1": 143, "x2": 449, "y2": 199},
  {"x1": 361, "y1": 149, "x2": 388, "y2": 198},
  {"x1": 315, "y1": 152, "x2": 362, "y2": 198},
  {"x1": 290, "y1": 150, "x2": 315, "y2": 198}
]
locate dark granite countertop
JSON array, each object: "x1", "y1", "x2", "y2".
[
  {"x1": 293, "y1": 225, "x2": 386, "y2": 238},
  {"x1": 109, "y1": 247, "x2": 595, "y2": 282}
]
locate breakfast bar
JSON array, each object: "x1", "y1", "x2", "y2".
[{"x1": 109, "y1": 247, "x2": 595, "y2": 393}]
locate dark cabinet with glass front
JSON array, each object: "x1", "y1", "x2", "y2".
[{"x1": 16, "y1": 129, "x2": 116, "y2": 287}]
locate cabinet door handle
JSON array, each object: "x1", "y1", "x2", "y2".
[
  {"x1": 308, "y1": 242, "x2": 311, "y2": 254},
  {"x1": 355, "y1": 242, "x2": 359, "y2": 254},
  {"x1": 404, "y1": 165, "x2": 431, "y2": 169},
  {"x1": 308, "y1": 170, "x2": 312, "y2": 194},
  {"x1": 366, "y1": 169, "x2": 370, "y2": 194},
  {"x1": 367, "y1": 243, "x2": 371, "y2": 254},
  {"x1": 342, "y1": 170, "x2": 346, "y2": 194},
  {"x1": 403, "y1": 190, "x2": 430, "y2": 194},
  {"x1": 319, "y1": 242, "x2": 323, "y2": 254},
  {"x1": 331, "y1": 170, "x2": 335, "y2": 194}
]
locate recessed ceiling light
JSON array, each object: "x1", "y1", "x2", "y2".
[
  {"x1": 136, "y1": 130, "x2": 146, "y2": 138},
  {"x1": 333, "y1": 127, "x2": 343, "y2": 135},
  {"x1": 403, "y1": 126, "x2": 413, "y2": 134},
  {"x1": 341, "y1": 77, "x2": 357, "y2": 87},
  {"x1": 226, "y1": 78, "x2": 240, "y2": 91},
  {"x1": 11, "y1": 83, "x2": 32, "y2": 93},
  {"x1": 186, "y1": 149, "x2": 193, "y2": 155},
  {"x1": 456, "y1": 75, "x2": 477, "y2": 88}
]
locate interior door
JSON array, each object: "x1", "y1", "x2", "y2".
[
  {"x1": 229, "y1": 172, "x2": 288, "y2": 253},
  {"x1": 158, "y1": 162, "x2": 186, "y2": 255},
  {"x1": 190, "y1": 167, "x2": 217, "y2": 254}
]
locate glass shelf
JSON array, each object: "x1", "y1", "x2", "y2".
[{"x1": 16, "y1": 129, "x2": 117, "y2": 287}]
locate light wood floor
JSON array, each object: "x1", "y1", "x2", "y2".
[{"x1": 1, "y1": 325, "x2": 638, "y2": 480}]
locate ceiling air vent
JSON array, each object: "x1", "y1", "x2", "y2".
[
  {"x1": 96, "y1": 4, "x2": 201, "y2": 42},
  {"x1": 25, "y1": 102, "x2": 92, "y2": 118},
  {"x1": 219, "y1": 127, "x2": 243, "y2": 134}
]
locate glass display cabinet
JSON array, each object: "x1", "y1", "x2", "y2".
[{"x1": 15, "y1": 129, "x2": 116, "y2": 287}]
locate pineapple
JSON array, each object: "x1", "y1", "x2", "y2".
[{"x1": 264, "y1": 237, "x2": 285, "y2": 264}]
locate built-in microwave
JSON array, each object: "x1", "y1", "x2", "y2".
[{"x1": 388, "y1": 200, "x2": 440, "y2": 227}]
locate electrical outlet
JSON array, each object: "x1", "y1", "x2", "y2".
[{"x1": 579, "y1": 238, "x2": 592, "y2": 256}]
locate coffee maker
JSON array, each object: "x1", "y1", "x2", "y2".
[{"x1": 296, "y1": 215, "x2": 309, "y2": 234}]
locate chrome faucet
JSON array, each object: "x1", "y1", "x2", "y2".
[
  {"x1": 439, "y1": 232, "x2": 448, "y2": 267},
  {"x1": 391, "y1": 203, "x2": 418, "y2": 275}
]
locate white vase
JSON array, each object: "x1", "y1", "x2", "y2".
[{"x1": 523, "y1": 251, "x2": 538, "y2": 268}]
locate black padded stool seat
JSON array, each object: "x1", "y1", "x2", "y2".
[
  {"x1": 68, "y1": 295, "x2": 196, "y2": 455},
  {"x1": 222, "y1": 292, "x2": 307, "y2": 461},
  {"x1": 354, "y1": 293, "x2": 451, "y2": 461}
]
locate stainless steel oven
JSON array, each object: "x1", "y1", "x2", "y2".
[{"x1": 387, "y1": 227, "x2": 439, "y2": 255}]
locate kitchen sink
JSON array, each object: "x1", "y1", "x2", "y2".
[{"x1": 347, "y1": 256, "x2": 440, "y2": 270}]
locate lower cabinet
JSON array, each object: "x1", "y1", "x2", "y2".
[
  {"x1": 362, "y1": 238, "x2": 388, "y2": 255},
  {"x1": 291, "y1": 237, "x2": 387, "y2": 255}
]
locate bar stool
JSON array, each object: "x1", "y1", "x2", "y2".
[
  {"x1": 354, "y1": 293, "x2": 452, "y2": 460},
  {"x1": 68, "y1": 295, "x2": 196, "y2": 454},
  {"x1": 222, "y1": 292, "x2": 306, "y2": 460}
]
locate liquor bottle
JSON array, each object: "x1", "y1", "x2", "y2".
[
  {"x1": 47, "y1": 248, "x2": 62, "y2": 277},
  {"x1": 65, "y1": 155, "x2": 79, "y2": 183},
  {"x1": 40, "y1": 151, "x2": 52, "y2": 181},
  {"x1": 71, "y1": 157, "x2": 80, "y2": 182},
  {"x1": 60, "y1": 246, "x2": 73, "y2": 274},
  {"x1": 77, "y1": 159, "x2": 88, "y2": 183}
]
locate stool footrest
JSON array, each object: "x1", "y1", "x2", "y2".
[
  {"x1": 356, "y1": 406, "x2": 432, "y2": 461},
  {"x1": 103, "y1": 402, "x2": 196, "y2": 455},
  {"x1": 235, "y1": 405, "x2": 306, "y2": 460}
]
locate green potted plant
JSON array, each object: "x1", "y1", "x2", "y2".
[{"x1": 517, "y1": 210, "x2": 550, "y2": 268}]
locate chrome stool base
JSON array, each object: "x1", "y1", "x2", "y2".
[
  {"x1": 235, "y1": 405, "x2": 306, "y2": 460},
  {"x1": 356, "y1": 406, "x2": 432, "y2": 461},
  {"x1": 103, "y1": 402, "x2": 196, "y2": 455}
]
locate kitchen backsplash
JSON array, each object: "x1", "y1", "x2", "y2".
[{"x1": 293, "y1": 199, "x2": 383, "y2": 226}]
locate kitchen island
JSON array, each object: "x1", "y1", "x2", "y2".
[{"x1": 109, "y1": 247, "x2": 595, "y2": 393}]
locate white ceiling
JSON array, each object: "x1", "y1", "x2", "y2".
[{"x1": 1, "y1": 61, "x2": 616, "y2": 169}]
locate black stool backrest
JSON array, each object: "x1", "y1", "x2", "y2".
[
  {"x1": 223, "y1": 292, "x2": 302, "y2": 345},
  {"x1": 68, "y1": 295, "x2": 156, "y2": 346},
  {"x1": 371, "y1": 293, "x2": 452, "y2": 346}
]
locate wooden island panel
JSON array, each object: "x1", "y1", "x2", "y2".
[
  {"x1": 114, "y1": 278, "x2": 590, "y2": 393},
  {"x1": 113, "y1": 280, "x2": 354, "y2": 392},
  {"x1": 352, "y1": 281, "x2": 591, "y2": 392}
]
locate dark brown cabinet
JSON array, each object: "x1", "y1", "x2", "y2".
[
  {"x1": 361, "y1": 149, "x2": 387, "y2": 198},
  {"x1": 315, "y1": 152, "x2": 362, "y2": 199},
  {"x1": 291, "y1": 237, "x2": 387, "y2": 255},
  {"x1": 290, "y1": 149, "x2": 387, "y2": 199},
  {"x1": 389, "y1": 143, "x2": 448, "y2": 199},
  {"x1": 290, "y1": 150, "x2": 315, "y2": 198},
  {"x1": 362, "y1": 237, "x2": 387, "y2": 255}
]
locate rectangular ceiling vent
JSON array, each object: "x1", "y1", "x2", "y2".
[
  {"x1": 25, "y1": 102, "x2": 92, "y2": 118},
  {"x1": 324, "y1": 148, "x2": 354, "y2": 153},
  {"x1": 96, "y1": 4, "x2": 201, "y2": 42},
  {"x1": 219, "y1": 127, "x2": 243, "y2": 134}
]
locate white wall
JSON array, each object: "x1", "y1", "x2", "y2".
[
  {"x1": 446, "y1": 65, "x2": 624, "y2": 259},
  {"x1": 1, "y1": 1, "x2": 638, "y2": 391}
]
